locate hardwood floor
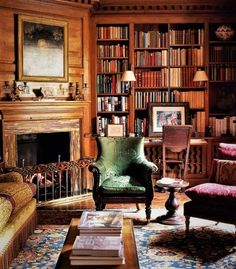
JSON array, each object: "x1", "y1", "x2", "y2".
[{"x1": 37, "y1": 190, "x2": 190, "y2": 224}]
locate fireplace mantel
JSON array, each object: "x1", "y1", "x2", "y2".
[{"x1": 0, "y1": 101, "x2": 91, "y2": 166}]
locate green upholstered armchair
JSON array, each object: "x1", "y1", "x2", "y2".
[{"x1": 89, "y1": 137, "x2": 158, "y2": 222}]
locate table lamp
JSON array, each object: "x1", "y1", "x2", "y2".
[
  {"x1": 193, "y1": 69, "x2": 208, "y2": 87},
  {"x1": 121, "y1": 70, "x2": 136, "y2": 94}
]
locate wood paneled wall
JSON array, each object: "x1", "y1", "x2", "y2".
[{"x1": 0, "y1": 0, "x2": 91, "y2": 99}]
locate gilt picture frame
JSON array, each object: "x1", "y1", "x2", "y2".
[
  {"x1": 148, "y1": 102, "x2": 189, "y2": 137},
  {"x1": 18, "y1": 15, "x2": 68, "y2": 82}
]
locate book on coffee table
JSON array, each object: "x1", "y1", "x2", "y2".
[
  {"x1": 71, "y1": 234, "x2": 123, "y2": 256},
  {"x1": 70, "y1": 243, "x2": 125, "y2": 266},
  {"x1": 78, "y1": 211, "x2": 123, "y2": 235}
]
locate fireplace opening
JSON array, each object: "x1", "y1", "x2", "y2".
[{"x1": 17, "y1": 132, "x2": 70, "y2": 166}]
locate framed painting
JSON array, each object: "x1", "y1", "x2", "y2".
[
  {"x1": 18, "y1": 15, "x2": 68, "y2": 82},
  {"x1": 148, "y1": 102, "x2": 189, "y2": 137},
  {"x1": 107, "y1": 124, "x2": 124, "y2": 137}
]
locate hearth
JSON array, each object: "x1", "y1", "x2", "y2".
[
  {"x1": 17, "y1": 132, "x2": 70, "y2": 166},
  {"x1": 0, "y1": 101, "x2": 93, "y2": 201}
]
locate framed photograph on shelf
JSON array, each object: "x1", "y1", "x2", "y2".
[
  {"x1": 148, "y1": 102, "x2": 189, "y2": 137},
  {"x1": 107, "y1": 124, "x2": 124, "y2": 137},
  {"x1": 18, "y1": 15, "x2": 68, "y2": 82}
]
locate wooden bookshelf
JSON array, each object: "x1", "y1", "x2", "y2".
[
  {"x1": 95, "y1": 24, "x2": 130, "y2": 135},
  {"x1": 132, "y1": 23, "x2": 207, "y2": 136},
  {"x1": 208, "y1": 23, "x2": 236, "y2": 137}
]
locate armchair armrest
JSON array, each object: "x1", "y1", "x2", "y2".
[
  {"x1": 210, "y1": 159, "x2": 236, "y2": 185},
  {"x1": 89, "y1": 160, "x2": 107, "y2": 190},
  {"x1": 136, "y1": 158, "x2": 158, "y2": 173},
  {"x1": 0, "y1": 172, "x2": 23, "y2": 183}
]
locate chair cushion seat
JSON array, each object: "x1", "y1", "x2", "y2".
[
  {"x1": 101, "y1": 176, "x2": 146, "y2": 194},
  {"x1": 185, "y1": 183, "x2": 236, "y2": 207}
]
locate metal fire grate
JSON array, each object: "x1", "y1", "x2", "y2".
[{"x1": 9, "y1": 157, "x2": 93, "y2": 203}]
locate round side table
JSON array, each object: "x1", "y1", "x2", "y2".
[{"x1": 154, "y1": 179, "x2": 189, "y2": 225}]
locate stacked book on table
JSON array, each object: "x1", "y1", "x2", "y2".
[{"x1": 69, "y1": 211, "x2": 124, "y2": 266}]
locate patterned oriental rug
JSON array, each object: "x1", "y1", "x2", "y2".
[{"x1": 9, "y1": 221, "x2": 235, "y2": 269}]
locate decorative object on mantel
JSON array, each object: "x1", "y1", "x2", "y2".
[
  {"x1": 67, "y1": 81, "x2": 88, "y2": 101},
  {"x1": 2, "y1": 80, "x2": 30, "y2": 101},
  {"x1": 215, "y1": 25, "x2": 235, "y2": 40},
  {"x1": 67, "y1": 82, "x2": 75, "y2": 101},
  {"x1": 33, "y1": 88, "x2": 44, "y2": 101}
]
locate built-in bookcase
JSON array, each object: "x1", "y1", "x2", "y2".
[
  {"x1": 94, "y1": 22, "x2": 236, "y2": 138},
  {"x1": 96, "y1": 24, "x2": 130, "y2": 136},
  {"x1": 133, "y1": 24, "x2": 169, "y2": 136},
  {"x1": 133, "y1": 23, "x2": 206, "y2": 136},
  {"x1": 208, "y1": 23, "x2": 236, "y2": 137}
]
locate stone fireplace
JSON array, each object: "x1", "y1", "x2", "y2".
[{"x1": 0, "y1": 101, "x2": 91, "y2": 166}]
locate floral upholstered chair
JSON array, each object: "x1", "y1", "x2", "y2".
[
  {"x1": 89, "y1": 137, "x2": 158, "y2": 223},
  {"x1": 184, "y1": 143, "x2": 236, "y2": 234}
]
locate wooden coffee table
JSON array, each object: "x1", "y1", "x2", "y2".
[{"x1": 55, "y1": 218, "x2": 140, "y2": 269}]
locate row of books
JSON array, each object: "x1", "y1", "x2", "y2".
[
  {"x1": 70, "y1": 211, "x2": 124, "y2": 266},
  {"x1": 209, "y1": 45, "x2": 236, "y2": 63},
  {"x1": 174, "y1": 90, "x2": 205, "y2": 109},
  {"x1": 209, "y1": 64, "x2": 236, "y2": 81},
  {"x1": 209, "y1": 116, "x2": 236, "y2": 137},
  {"x1": 97, "y1": 96, "x2": 128, "y2": 112},
  {"x1": 96, "y1": 74, "x2": 128, "y2": 94},
  {"x1": 97, "y1": 26, "x2": 129, "y2": 39},
  {"x1": 96, "y1": 115, "x2": 128, "y2": 135},
  {"x1": 134, "y1": 90, "x2": 204, "y2": 110},
  {"x1": 169, "y1": 28, "x2": 204, "y2": 45},
  {"x1": 97, "y1": 59, "x2": 128, "y2": 73},
  {"x1": 134, "y1": 69, "x2": 169, "y2": 88},
  {"x1": 170, "y1": 47, "x2": 204, "y2": 66},
  {"x1": 97, "y1": 44, "x2": 129, "y2": 58},
  {"x1": 169, "y1": 67, "x2": 198, "y2": 87},
  {"x1": 134, "y1": 30, "x2": 168, "y2": 48},
  {"x1": 135, "y1": 91, "x2": 175, "y2": 109},
  {"x1": 134, "y1": 50, "x2": 168, "y2": 67}
]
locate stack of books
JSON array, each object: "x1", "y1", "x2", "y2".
[{"x1": 69, "y1": 211, "x2": 124, "y2": 266}]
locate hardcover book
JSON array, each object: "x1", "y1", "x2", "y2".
[
  {"x1": 71, "y1": 235, "x2": 122, "y2": 256},
  {"x1": 70, "y1": 244, "x2": 125, "y2": 266},
  {"x1": 78, "y1": 211, "x2": 123, "y2": 234}
]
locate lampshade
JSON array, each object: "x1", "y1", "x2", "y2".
[
  {"x1": 121, "y1": 70, "x2": 136, "y2": 82},
  {"x1": 193, "y1": 70, "x2": 208, "y2": 82}
]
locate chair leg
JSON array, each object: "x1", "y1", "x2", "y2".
[
  {"x1": 136, "y1": 203, "x2": 140, "y2": 211},
  {"x1": 145, "y1": 202, "x2": 151, "y2": 224},
  {"x1": 185, "y1": 215, "x2": 190, "y2": 236}
]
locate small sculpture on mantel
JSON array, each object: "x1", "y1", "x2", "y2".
[
  {"x1": 2, "y1": 80, "x2": 28, "y2": 101},
  {"x1": 33, "y1": 88, "x2": 44, "y2": 101},
  {"x1": 74, "y1": 82, "x2": 84, "y2": 101},
  {"x1": 67, "y1": 81, "x2": 88, "y2": 101}
]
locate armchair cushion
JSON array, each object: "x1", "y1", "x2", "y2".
[
  {"x1": 0, "y1": 196, "x2": 12, "y2": 232},
  {"x1": 185, "y1": 183, "x2": 236, "y2": 207},
  {"x1": 101, "y1": 175, "x2": 145, "y2": 194},
  {"x1": 218, "y1": 143, "x2": 236, "y2": 159},
  {"x1": 215, "y1": 160, "x2": 236, "y2": 185},
  {"x1": 0, "y1": 172, "x2": 23, "y2": 183},
  {"x1": 0, "y1": 182, "x2": 36, "y2": 214}
]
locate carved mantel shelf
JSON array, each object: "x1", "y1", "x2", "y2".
[{"x1": 0, "y1": 101, "x2": 91, "y2": 166}]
